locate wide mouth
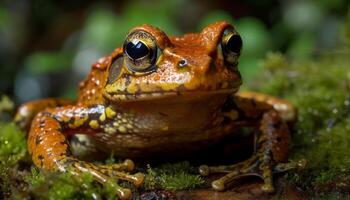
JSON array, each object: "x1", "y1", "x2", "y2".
[{"x1": 103, "y1": 88, "x2": 238, "y2": 102}]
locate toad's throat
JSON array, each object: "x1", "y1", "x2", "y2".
[{"x1": 103, "y1": 88, "x2": 239, "y2": 101}]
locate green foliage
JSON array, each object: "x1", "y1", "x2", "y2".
[
  {"x1": 234, "y1": 17, "x2": 272, "y2": 79},
  {"x1": 81, "y1": 9, "x2": 123, "y2": 53},
  {"x1": 341, "y1": 6, "x2": 350, "y2": 46},
  {"x1": 25, "y1": 52, "x2": 73, "y2": 74},
  {"x1": 122, "y1": 0, "x2": 183, "y2": 35},
  {"x1": 198, "y1": 10, "x2": 234, "y2": 30}
]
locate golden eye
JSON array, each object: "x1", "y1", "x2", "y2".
[
  {"x1": 123, "y1": 31, "x2": 158, "y2": 73},
  {"x1": 125, "y1": 40, "x2": 150, "y2": 60},
  {"x1": 221, "y1": 28, "x2": 242, "y2": 64}
]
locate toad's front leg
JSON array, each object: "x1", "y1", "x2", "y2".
[
  {"x1": 14, "y1": 98, "x2": 74, "y2": 130},
  {"x1": 199, "y1": 94, "x2": 306, "y2": 193},
  {"x1": 28, "y1": 105, "x2": 144, "y2": 200}
]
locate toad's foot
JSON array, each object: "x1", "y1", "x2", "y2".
[
  {"x1": 62, "y1": 158, "x2": 144, "y2": 200},
  {"x1": 199, "y1": 157, "x2": 306, "y2": 192},
  {"x1": 27, "y1": 107, "x2": 145, "y2": 200}
]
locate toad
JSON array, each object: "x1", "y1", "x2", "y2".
[{"x1": 15, "y1": 21, "x2": 305, "y2": 199}]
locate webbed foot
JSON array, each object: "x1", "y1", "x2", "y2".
[
  {"x1": 62, "y1": 158, "x2": 144, "y2": 200},
  {"x1": 199, "y1": 156, "x2": 306, "y2": 193}
]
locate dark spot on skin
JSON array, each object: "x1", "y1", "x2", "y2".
[
  {"x1": 68, "y1": 117, "x2": 75, "y2": 126},
  {"x1": 123, "y1": 74, "x2": 131, "y2": 86},
  {"x1": 39, "y1": 120, "x2": 45, "y2": 128},
  {"x1": 35, "y1": 135, "x2": 42, "y2": 145},
  {"x1": 276, "y1": 137, "x2": 282, "y2": 142},
  {"x1": 222, "y1": 96, "x2": 246, "y2": 120},
  {"x1": 251, "y1": 98, "x2": 257, "y2": 107},
  {"x1": 70, "y1": 136, "x2": 87, "y2": 146},
  {"x1": 87, "y1": 105, "x2": 104, "y2": 120},
  {"x1": 56, "y1": 126, "x2": 63, "y2": 132},
  {"x1": 58, "y1": 121, "x2": 68, "y2": 129},
  {"x1": 59, "y1": 150, "x2": 71, "y2": 157},
  {"x1": 158, "y1": 112, "x2": 169, "y2": 117},
  {"x1": 41, "y1": 111, "x2": 53, "y2": 118},
  {"x1": 60, "y1": 140, "x2": 66, "y2": 145},
  {"x1": 39, "y1": 119, "x2": 45, "y2": 126},
  {"x1": 272, "y1": 121, "x2": 283, "y2": 130},
  {"x1": 38, "y1": 155, "x2": 44, "y2": 160},
  {"x1": 267, "y1": 124, "x2": 276, "y2": 131},
  {"x1": 80, "y1": 162, "x2": 86, "y2": 168},
  {"x1": 61, "y1": 158, "x2": 75, "y2": 167},
  {"x1": 222, "y1": 116, "x2": 232, "y2": 125},
  {"x1": 208, "y1": 60, "x2": 216, "y2": 73}
]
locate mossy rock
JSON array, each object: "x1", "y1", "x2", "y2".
[{"x1": 248, "y1": 51, "x2": 350, "y2": 198}]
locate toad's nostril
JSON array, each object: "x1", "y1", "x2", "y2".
[{"x1": 178, "y1": 59, "x2": 188, "y2": 68}]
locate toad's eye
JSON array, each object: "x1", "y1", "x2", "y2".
[
  {"x1": 221, "y1": 27, "x2": 242, "y2": 65},
  {"x1": 123, "y1": 31, "x2": 158, "y2": 73},
  {"x1": 125, "y1": 40, "x2": 150, "y2": 60},
  {"x1": 226, "y1": 35, "x2": 242, "y2": 54}
]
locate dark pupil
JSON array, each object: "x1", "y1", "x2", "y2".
[
  {"x1": 226, "y1": 35, "x2": 242, "y2": 54},
  {"x1": 125, "y1": 41, "x2": 149, "y2": 59}
]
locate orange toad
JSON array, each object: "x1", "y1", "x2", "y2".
[{"x1": 15, "y1": 21, "x2": 304, "y2": 199}]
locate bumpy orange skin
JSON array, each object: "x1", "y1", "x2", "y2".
[{"x1": 15, "y1": 21, "x2": 301, "y2": 199}]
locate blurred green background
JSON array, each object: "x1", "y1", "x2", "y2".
[{"x1": 0, "y1": 0, "x2": 349, "y2": 103}]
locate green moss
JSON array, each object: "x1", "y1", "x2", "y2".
[
  {"x1": 159, "y1": 172, "x2": 204, "y2": 190},
  {"x1": 0, "y1": 123, "x2": 27, "y2": 165},
  {"x1": 248, "y1": 51, "x2": 350, "y2": 195},
  {"x1": 0, "y1": 123, "x2": 27, "y2": 199},
  {"x1": 144, "y1": 164, "x2": 158, "y2": 190},
  {"x1": 145, "y1": 161, "x2": 205, "y2": 191},
  {"x1": 312, "y1": 193, "x2": 350, "y2": 200},
  {"x1": 24, "y1": 161, "x2": 204, "y2": 199},
  {"x1": 22, "y1": 167, "x2": 121, "y2": 200}
]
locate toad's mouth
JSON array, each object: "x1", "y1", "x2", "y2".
[{"x1": 103, "y1": 88, "x2": 239, "y2": 102}]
